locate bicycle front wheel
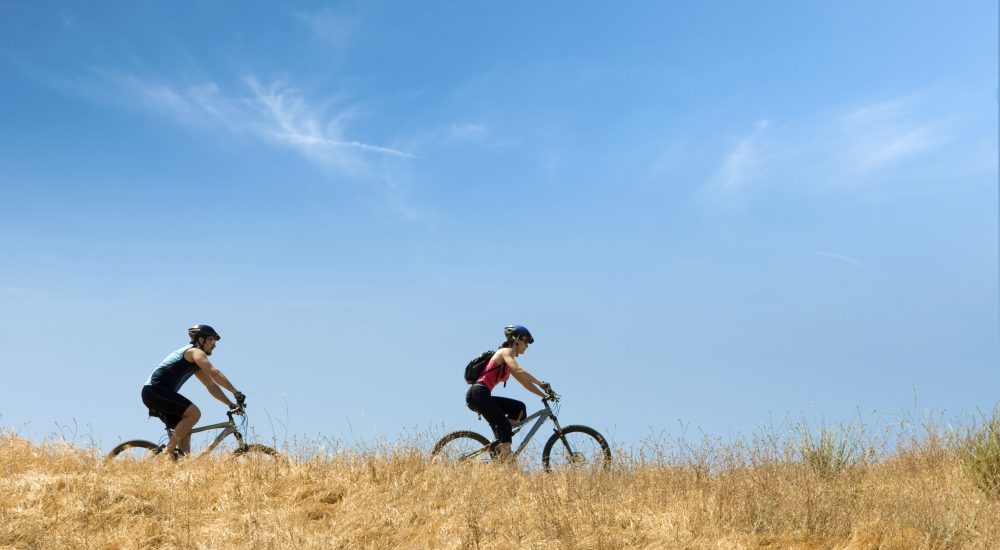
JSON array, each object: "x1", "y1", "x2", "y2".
[
  {"x1": 233, "y1": 443, "x2": 283, "y2": 463},
  {"x1": 432, "y1": 431, "x2": 495, "y2": 464},
  {"x1": 542, "y1": 425, "x2": 612, "y2": 471},
  {"x1": 106, "y1": 439, "x2": 161, "y2": 461}
]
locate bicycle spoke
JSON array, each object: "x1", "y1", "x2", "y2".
[
  {"x1": 440, "y1": 440, "x2": 491, "y2": 463},
  {"x1": 549, "y1": 435, "x2": 602, "y2": 466},
  {"x1": 542, "y1": 425, "x2": 612, "y2": 471},
  {"x1": 233, "y1": 444, "x2": 283, "y2": 464},
  {"x1": 432, "y1": 431, "x2": 494, "y2": 464},
  {"x1": 116, "y1": 447, "x2": 159, "y2": 460}
]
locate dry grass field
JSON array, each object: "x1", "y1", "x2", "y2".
[{"x1": 2, "y1": 417, "x2": 999, "y2": 550}]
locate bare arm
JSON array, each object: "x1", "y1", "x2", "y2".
[
  {"x1": 188, "y1": 349, "x2": 239, "y2": 407},
  {"x1": 502, "y1": 351, "x2": 548, "y2": 398},
  {"x1": 207, "y1": 367, "x2": 238, "y2": 395},
  {"x1": 194, "y1": 369, "x2": 235, "y2": 408}
]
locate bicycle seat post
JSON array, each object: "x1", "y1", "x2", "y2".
[{"x1": 153, "y1": 410, "x2": 175, "y2": 441}]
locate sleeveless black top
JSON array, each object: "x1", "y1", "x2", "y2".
[{"x1": 145, "y1": 345, "x2": 200, "y2": 392}]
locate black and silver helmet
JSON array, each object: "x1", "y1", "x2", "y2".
[{"x1": 188, "y1": 324, "x2": 221, "y2": 342}]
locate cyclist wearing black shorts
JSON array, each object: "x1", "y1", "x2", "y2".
[
  {"x1": 466, "y1": 325, "x2": 551, "y2": 461},
  {"x1": 141, "y1": 324, "x2": 245, "y2": 456}
]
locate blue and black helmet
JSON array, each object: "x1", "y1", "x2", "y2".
[{"x1": 504, "y1": 325, "x2": 534, "y2": 344}]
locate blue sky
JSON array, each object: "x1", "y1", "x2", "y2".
[{"x1": 1, "y1": 1, "x2": 997, "y2": 452}]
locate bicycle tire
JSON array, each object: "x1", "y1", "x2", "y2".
[
  {"x1": 542, "y1": 425, "x2": 612, "y2": 471},
  {"x1": 106, "y1": 439, "x2": 161, "y2": 461},
  {"x1": 431, "y1": 431, "x2": 495, "y2": 464},
  {"x1": 233, "y1": 443, "x2": 282, "y2": 461}
]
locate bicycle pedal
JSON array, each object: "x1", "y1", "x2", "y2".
[{"x1": 162, "y1": 448, "x2": 186, "y2": 461}]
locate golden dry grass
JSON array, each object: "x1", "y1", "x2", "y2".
[{"x1": 1, "y1": 429, "x2": 998, "y2": 550}]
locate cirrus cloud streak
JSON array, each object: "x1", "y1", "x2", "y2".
[{"x1": 95, "y1": 70, "x2": 413, "y2": 173}]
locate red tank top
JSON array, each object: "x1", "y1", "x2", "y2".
[{"x1": 477, "y1": 359, "x2": 509, "y2": 391}]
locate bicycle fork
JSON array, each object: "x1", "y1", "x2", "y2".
[
  {"x1": 550, "y1": 417, "x2": 577, "y2": 456},
  {"x1": 232, "y1": 430, "x2": 248, "y2": 449}
]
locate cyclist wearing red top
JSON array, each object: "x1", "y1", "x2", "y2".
[{"x1": 466, "y1": 325, "x2": 551, "y2": 461}]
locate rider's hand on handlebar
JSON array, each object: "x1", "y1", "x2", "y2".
[
  {"x1": 234, "y1": 391, "x2": 246, "y2": 406},
  {"x1": 540, "y1": 382, "x2": 558, "y2": 401}
]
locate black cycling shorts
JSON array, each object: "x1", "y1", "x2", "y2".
[
  {"x1": 141, "y1": 385, "x2": 193, "y2": 429},
  {"x1": 466, "y1": 383, "x2": 526, "y2": 444}
]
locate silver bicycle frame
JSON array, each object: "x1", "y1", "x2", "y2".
[
  {"x1": 165, "y1": 413, "x2": 246, "y2": 458},
  {"x1": 508, "y1": 399, "x2": 565, "y2": 457}
]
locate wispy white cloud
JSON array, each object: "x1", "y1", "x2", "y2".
[
  {"x1": 814, "y1": 251, "x2": 864, "y2": 266},
  {"x1": 395, "y1": 121, "x2": 497, "y2": 156},
  {"x1": 11, "y1": 59, "x2": 429, "y2": 221},
  {"x1": 702, "y1": 88, "x2": 991, "y2": 197},
  {"x1": 835, "y1": 94, "x2": 945, "y2": 173},
  {"x1": 246, "y1": 78, "x2": 413, "y2": 159},
  {"x1": 709, "y1": 119, "x2": 771, "y2": 193},
  {"x1": 95, "y1": 71, "x2": 412, "y2": 173}
]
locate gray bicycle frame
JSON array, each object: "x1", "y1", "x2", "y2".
[
  {"x1": 506, "y1": 399, "x2": 566, "y2": 457},
  {"x1": 164, "y1": 413, "x2": 247, "y2": 458}
]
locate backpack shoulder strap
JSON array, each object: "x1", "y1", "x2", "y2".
[{"x1": 480, "y1": 351, "x2": 508, "y2": 386}]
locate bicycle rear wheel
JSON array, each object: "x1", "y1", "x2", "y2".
[
  {"x1": 106, "y1": 439, "x2": 161, "y2": 461},
  {"x1": 432, "y1": 431, "x2": 495, "y2": 464},
  {"x1": 542, "y1": 425, "x2": 612, "y2": 471}
]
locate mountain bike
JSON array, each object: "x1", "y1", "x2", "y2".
[
  {"x1": 106, "y1": 405, "x2": 280, "y2": 461},
  {"x1": 432, "y1": 391, "x2": 611, "y2": 471}
]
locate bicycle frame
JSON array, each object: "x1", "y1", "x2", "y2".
[
  {"x1": 164, "y1": 411, "x2": 248, "y2": 458},
  {"x1": 433, "y1": 393, "x2": 610, "y2": 469},
  {"x1": 507, "y1": 398, "x2": 564, "y2": 457}
]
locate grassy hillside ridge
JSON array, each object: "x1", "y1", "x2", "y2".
[{"x1": 2, "y1": 419, "x2": 999, "y2": 550}]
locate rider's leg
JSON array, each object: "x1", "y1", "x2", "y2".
[
  {"x1": 493, "y1": 396, "x2": 526, "y2": 427},
  {"x1": 469, "y1": 390, "x2": 515, "y2": 460},
  {"x1": 497, "y1": 442, "x2": 514, "y2": 461},
  {"x1": 485, "y1": 405, "x2": 515, "y2": 461},
  {"x1": 143, "y1": 386, "x2": 196, "y2": 455},
  {"x1": 166, "y1": 404, "x2": 200, "y2": 455},
  {"x1": 497, "y1": 399, "x2": 528, "y2": 461},
  {"x1": 466, "y1": 385, "x2": 519, "y2": 462}
]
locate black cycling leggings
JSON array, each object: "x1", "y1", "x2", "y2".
[{"x1": 465, "y1": 383, "x2": 526, "y2": 444}]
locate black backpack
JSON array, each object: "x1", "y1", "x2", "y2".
[{"x1": 464, "y1": 350, "x2": 504, "y2": 385}]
